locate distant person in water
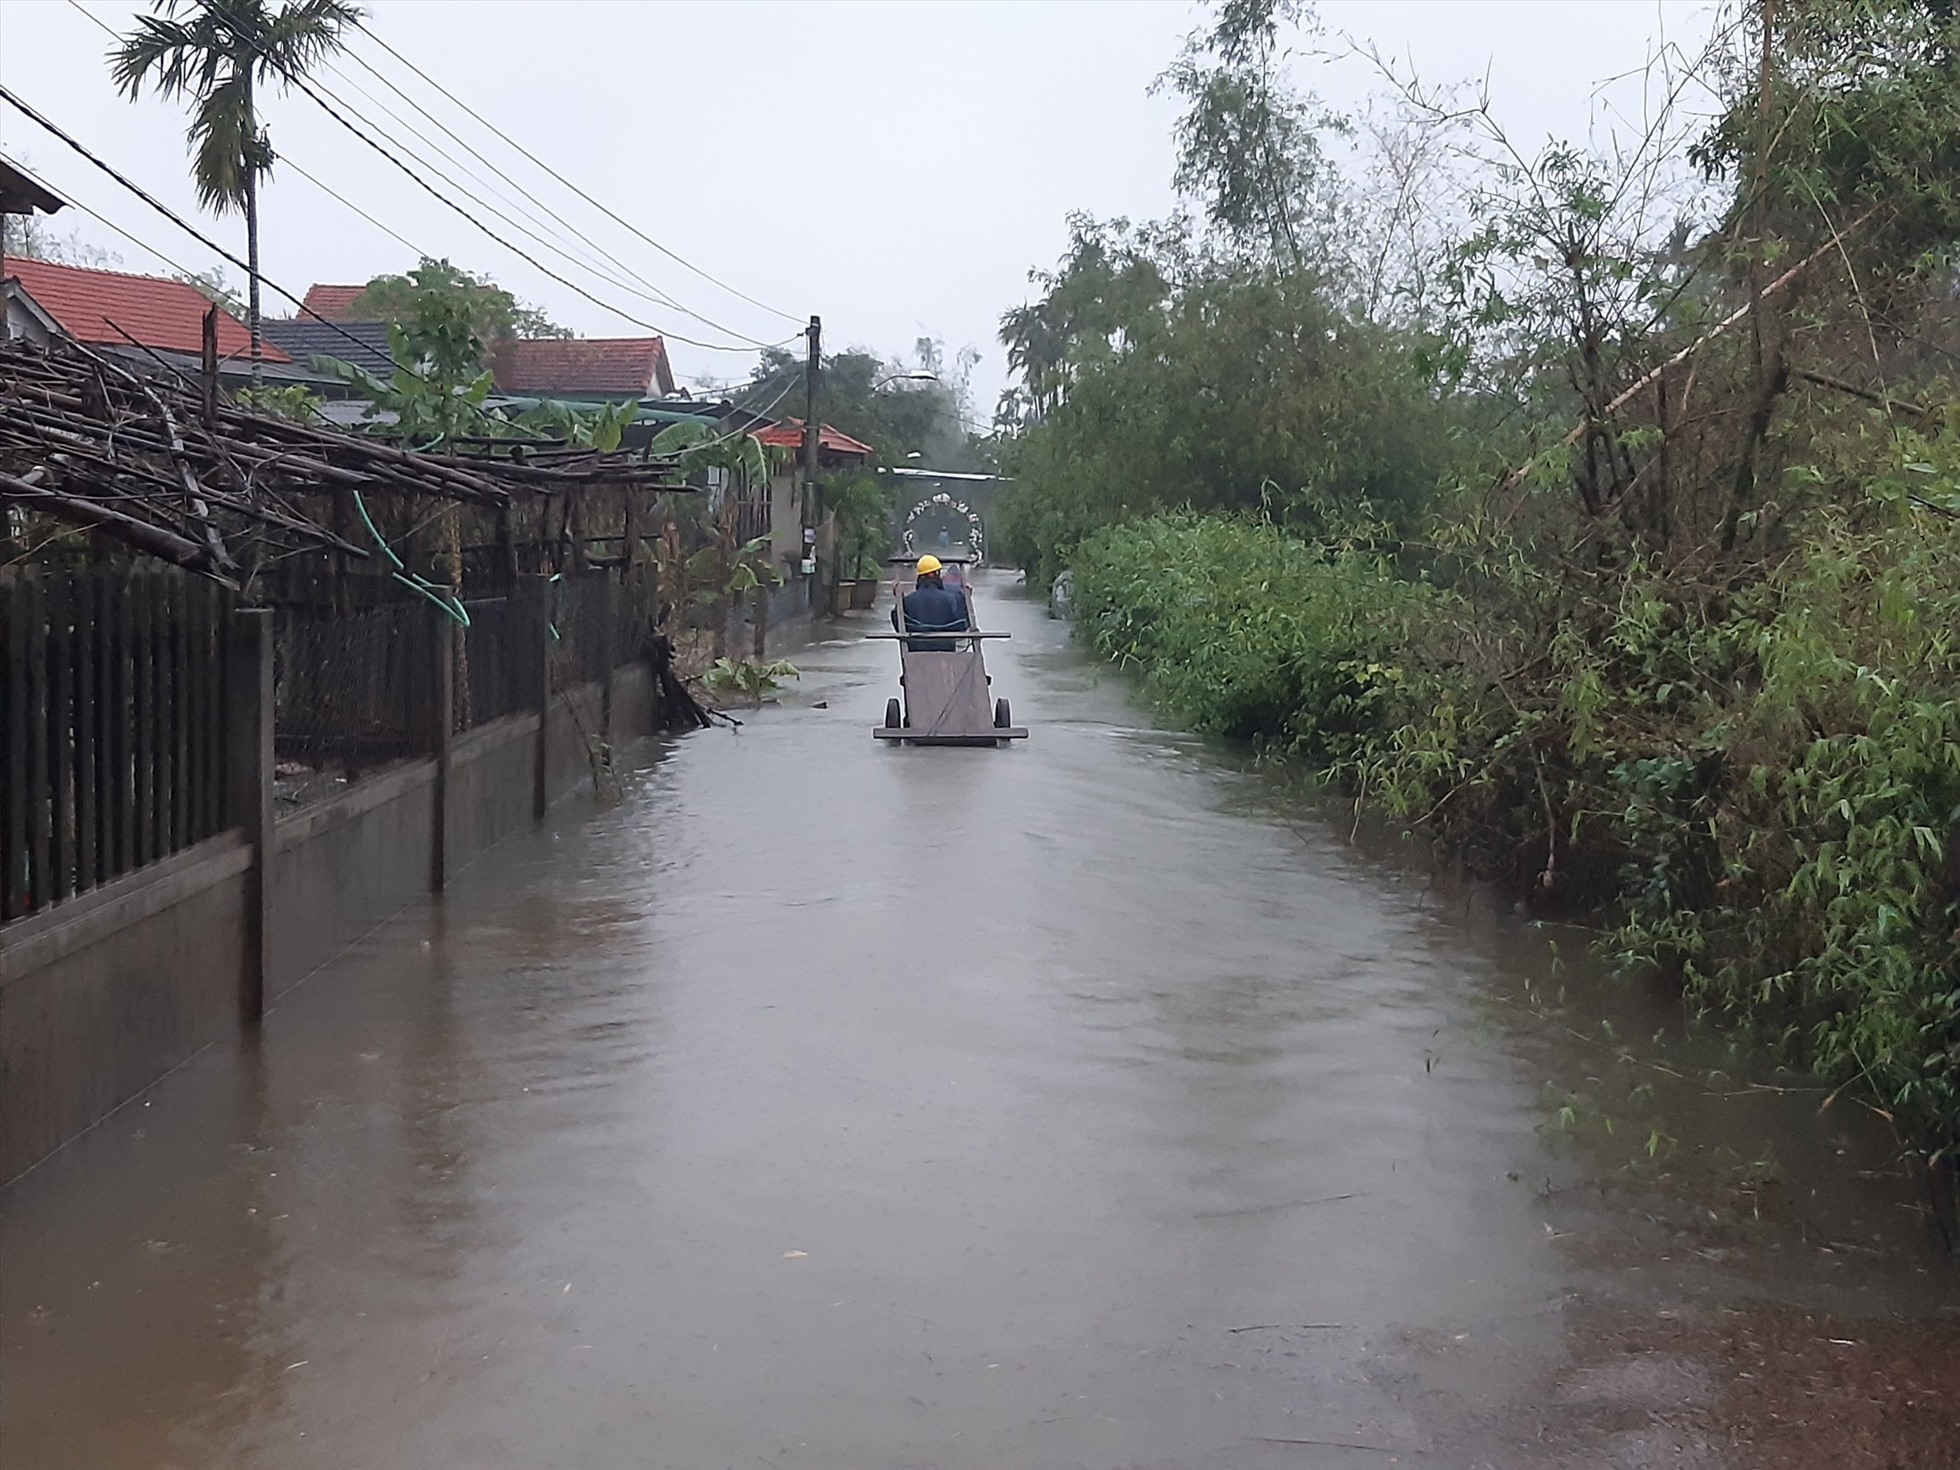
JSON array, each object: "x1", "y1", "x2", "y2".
[{"x1": 896, "y1": 554, "x2": 970, "y2": 651}]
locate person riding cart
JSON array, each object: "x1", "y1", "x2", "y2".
[
  {"x1": 895, "y1": 554, "x2": 970, "y2": 651},
  {"x1": 871, "y1": 557, "x2": 1027, "y2": 746}
]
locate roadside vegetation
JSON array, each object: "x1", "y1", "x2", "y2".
[{"x1": 1000, "y1": 0, "x2": 1960, "y2": 1184}]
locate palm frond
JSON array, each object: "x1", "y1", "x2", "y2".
[
  {"x1": 188, "y1": 71, "x2": 257, "y2": 212},
  {"x1": 257, "y1": 0, "x2": 362, "y2": 82},
  {"x1": 108, "y1": 14, "x2": 204, "y2": 99},
  {"x1": 112, "y1": 0, "x2": 357, "y2": 212}
]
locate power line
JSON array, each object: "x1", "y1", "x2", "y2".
[
  {"x1": 279, "y1": 153, "x2": 424, "y2": 258},
  {"x1": 0, "y1": 81, "x2": 432, "y2": 379},
  {"x1": 349, "y1": 16, "x2": 805, "y2": 328},
  {"x1": 0, "y1": 86, "x2": 820, "y2": 467},
  {"x1": 64, "y1": 0, "x2": 797, "y2": 365},
  {"x1": 663, "y1": 373, "x2": 803, "y2": 463},
  {"x1": 27, "y1": 195, "x2": 222, "y2": 319},
  {"x1": 270, "y1": 65, "x2": 764, "y2": 353},
  {"x1": 293, "y1": 51, "x2": 783, "y2": 346},
  {"x1": 62, "y1": 0, "x2": 771, "y2": 354},
  {"x1": 318, "y1": 48, "x2": 778, "y2": 345},
  {"x1": 314, "y1": 57, "x2": 681, "y2": 309},
  {"x1": 6, "y1": 100, "x2": 806, "y2": 461}
]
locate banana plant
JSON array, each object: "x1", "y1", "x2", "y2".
[
  {"x1": 701, "y1": 656, "x2": 800, "y2": 707},
  {"x1": 514, "y1": 397, "x2": 641, "y2": 451},
  {"x1": 648, "y1": 418, "x2": 775, "y2": 488},
  {"x1": 649, "y1": 419, "x2": 784, "y2": 655}
]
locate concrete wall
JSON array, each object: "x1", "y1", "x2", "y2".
[
  {"x1": 447, "y1": 712, "x2": 538, "y2": 870},
  {"x1": 0, "y1": 660, "x2": 663, "y2": 1184},
  {"x1": 268, "y1": 762, "x2": 437, "y2": 1001},
  {"x1": 0, "y1": 835, "x2": 252, "y2": 1182}
]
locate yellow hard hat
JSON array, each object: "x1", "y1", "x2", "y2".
[{"x1": 915, "y1": 554, "x2": 943, "y2": 576}]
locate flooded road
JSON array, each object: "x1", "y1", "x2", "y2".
[{"x1": 3, "y1": 573, "x2": 1956, "y2": 1469}]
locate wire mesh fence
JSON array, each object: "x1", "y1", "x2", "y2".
[
  {"x1": 547, "y1": 575, "x2": 613, "y2": 692},
  {"x1": 614, "y1": 567, "x2": 657, "y2": 665},
  {"x1": 454, "y1": 593, "x2": 539, "y2": 733},
  {"x1": 273, "y1": 601, "x2": 431, "y2": 778},
  {"x1": 268, "y1": 570, "x2": 653, "y2": 797}
]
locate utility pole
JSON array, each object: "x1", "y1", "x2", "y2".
[{"x1": 800, "y1": 314, "x2": 821, "y2": 608}]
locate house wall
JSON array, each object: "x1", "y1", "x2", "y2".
[
  {"x1": 0, "y1": 661, "x2": 664, "y2": 1185},
  {"x1": 2, "y1": 286, "x2": 57, "y2": 344},
  {"x1": 768, "y1": 468, "x2": 804, "y2": 578}
]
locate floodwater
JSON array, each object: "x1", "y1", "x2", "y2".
[{"x1": 3, "y1": 572, "x2": 1956, "y2": 1469}]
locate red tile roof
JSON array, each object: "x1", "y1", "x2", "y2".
[
  {"x1": 492, "y1": 337, "x2": 675, "y2": 397},
  {"x1": 4, "y1": 256, "x2": 286, "y2": 360},
  {"x1": 300, "y1": 283, "x2": 369, "y2": 320},
  {"x1": 751, "y1": 418, "x2": 875, "y2": 458}
]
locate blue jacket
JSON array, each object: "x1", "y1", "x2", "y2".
[{"x1": 899, "y1": 580, "x2": 970, "y2": 650}]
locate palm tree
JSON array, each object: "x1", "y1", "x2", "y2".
[{"x1": 111, "y1": 0, "x2": 360, "y2": 386}]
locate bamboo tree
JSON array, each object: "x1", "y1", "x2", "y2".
[{"x1": 111, "y1": 0, "x2": 360, "y2": 387}]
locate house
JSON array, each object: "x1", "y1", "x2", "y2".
[
  {"x1": 748, "y1": 417, "x2": 875, "y2": 576},
  {"x1": 298, "y1": 280, "x2": 677, "y2": 401},
  {"x1": 259, "y1": 315, "x2": 394, "y2": 379},
  {"x1": 1, "y1": 279, "x2": 63, "y2": 345},
  {"x1": 256, "y1": 316, "x2": 401, "y2": 425},
  {"x1": 1, "y1": 153, "x2": 68, "y2": 341},
  {"x1": 2, "y1": 256, "x2": 275, "y2": 358},
  {"x1": 0, "y1": 255, "x2": 314, "y2": 390},
  {"x1": 490, "y1": 338, "x2": 676, "y2": 401},
  {"x1": 298, "y1": 282, "x2": 367, "y2": 320}
]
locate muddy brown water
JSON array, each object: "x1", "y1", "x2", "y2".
[{"x1": 3, "y1": 572, "x2": 1955, "y2": 1469}]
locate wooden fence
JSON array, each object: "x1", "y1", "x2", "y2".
[
  {"x1": 0, "y1": 567, "x2": 663, "y2": 927},
  {"x1": 0, "y1": 572, "x2": 232, "y2": 922}
]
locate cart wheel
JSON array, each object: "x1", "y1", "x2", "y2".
[
  {"x1": 994, "y1": 697, "x2": 1011, "y2": 729},
  {"x1": 884, "y1": 697, "x2": 902, "y2": 730}
]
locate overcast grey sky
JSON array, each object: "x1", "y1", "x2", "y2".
[{"x1": 0, "y1": 1, "x2": 1717, "y2": 410}]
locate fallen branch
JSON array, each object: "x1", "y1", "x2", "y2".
[
  {"x1": 0, "y1": 468, "x2": 231, "y2": 583},
  {"x1": 1496, "y1": 207, "x2": 1882, "y2": 512},
  {"x1": 1793, "y1": 367, "x2": 1931, "y2": 418}
]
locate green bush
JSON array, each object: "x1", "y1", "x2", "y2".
[
  {"x1": 1072, "y1": 506, "x2": 1960, "y2": 1162},
  {"x1": 1072, "y1": 514, "x2": 1438, "y2": 760}
]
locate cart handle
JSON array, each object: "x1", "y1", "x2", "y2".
[{"x1": 862, "y1": 631, "x2": 1011, "y2": 640}]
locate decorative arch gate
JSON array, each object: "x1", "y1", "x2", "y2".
[
  {"x1": 900, "y1": 492, "x2": 985, "y2": 559},
  {"x1": 887, "y1": 472, "x2": 1010, "y2": 563}
]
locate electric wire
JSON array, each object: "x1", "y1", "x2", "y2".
[
  {"x1": 348, "y1": 16, "x2": 804, "y2": 327},
  {"x1": 0, "y1": 81, "x2": 442, "y2": 381},
  {"x1": 318, "y1": 65, "x2": 675, "y2": 309},
  {"x1": 17, "y1": 16, "x2": 825, "y2": 462},
  {"x1": 314, "y1": 57, "x2": 653, "y2": 287},
  {"x1": 658, "y1": 372, "x2": 802, "y2": 463},
  {"x1": 60, "y1": 0, "x2": 769, "y2": 354},
  {"x1": 0, "y1": 81, "x2": 810, "y2": 454},
  {"x1": 265, "y1": 65, "x2": 764, "y2": 353},
  {"x1": 63, "y1": 2, "x2": 804, "y2": 369},
  {"x1": 6, "y1": 192, "x2": 277, "y2": 396},
  {"x1": 290, "y1": 54, "x2": 781, "y2": 346},
  {"x1": 0, "y1": 91, "x2": 817, "y2": 483},
  {"x1": 279, "y1": 153, "x2": 425, "y2": 258},
  {"x1": 316, "y1": 48, "x2": 780, "y2": 345}
]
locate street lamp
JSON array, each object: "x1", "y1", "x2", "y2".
[{"x1": 874, "y1": 371, "x2": 939, "y2": 389}]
